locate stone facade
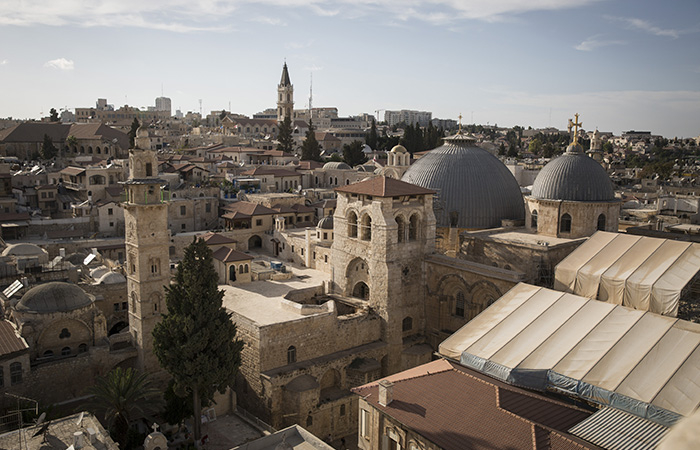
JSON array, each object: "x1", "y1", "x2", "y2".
[{"x1": 526, "y1": 197, "x2": 620, "y2": 238}]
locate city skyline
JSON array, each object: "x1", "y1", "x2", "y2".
[{"x1": 1, "y1": 0, "x2": 699, "y2": 137}]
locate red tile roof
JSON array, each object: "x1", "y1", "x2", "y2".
[
  {"x1": 352, "y1": 360, "x2": 598, "y2": 450},
  {"x1": 202, "y1": 232, "x2": 237, "y2": 245},
  {"x1": 241, "y1": 167, "x2": 300, "y2": 177},
  {"x1": 0, "y1": 320, "x2": 28, "y2": 358},
  {"x1": 335, "y1": 176, "x2": 435, "y2": 197},
  {"x1": 212, "y1": 246, "x2": 253, "y2": 263},
  {"x1": 222, "y1": 201, "x2": 277, "y2": 216}
]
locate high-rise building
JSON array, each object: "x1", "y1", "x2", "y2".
[
  {"x1": 384, "y1": 110, "x2": 432, "y2": 127},
  {"x1": 155, "y1": 96, "x2": 172, "y2": 116}
]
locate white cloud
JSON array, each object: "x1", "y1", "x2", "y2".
[
  {"x1": 575, "y1": 35, "x2": 626, "y2": 51},
  {"x1": 606, "y1": 16, "x2": 680, "y2": 39},
  {"x1": 0, "y1": 59, "x2": 7, "y2": 65},
  {"x1": 251, "y1": 16, "x2": 285, "y2": 26},
  {"x1": 44, "y1": 58, "x2": 74, "y2": 70},
  {"x1": 0, "y1": 0, "x2": 603, "y2": 31}
]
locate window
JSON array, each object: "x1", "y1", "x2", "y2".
[
  {"x1": 287, "y1": 345, "x2": 297, "y2": 364},
  {"x1": 560, "y1": 213, "x2": 572, "y2": 233},
  {"x1": 402, "y1": 316, "x2": 413, "y2": 332},
  {"x1": 455, "y1": 292, "x2": 466, "y2": 318},
  {"x1": 396, "y1": 215, "x2": 405, "y2": 243},
  {"x1": 78, "y1": 343, "x2": 88, "y2": 353},
  {"x1": 324, "y1": 255, "x2": 328, "y2": 263},
  {"x1": 180, "y1": 205, "x2": 186, "y2": 215},
  {"x1": 361, "y1": 214, "x2": 372, "y2": 241},
  {"x1": 151, "y1": 259, "x2": 160, "y2": 274},
  {"x1": 531, "y1": 210, "x2": 538, "y2": 229},
  {"x1": 108, "y1": 208, "x2": 113, "y2": 215},
  {"x1": 206, "y1": 203, "x2": 211, "y2": 213},
  {"x1": 10, "y1": 362, "x2": 22, "y2": 384},
  {"x1": 597, "y1": 213, "x2": 606, "y2": 231},
  {"x1": 340, "y1": 404, "x2": 346, "y2": 416},
  {"x1": 348, "y1": 211, "x2": 358, "y2": 237},
  {"x1": 41, "y1": 192, "x2": 47, "y2": 199},
  {"x1": 122, "y1": 301, "x2": 128, "y2": 310},
  {"x1": 256, "y1": 219, "x2": 262, "y2": 226},
  {"x1": 113, "y1": 303, "x2": 120, "y2": 312},
  {"x1": 43, "y1": 350, "x2": 54, "y2": 358},
  {"x1": 181, "y1": 223, "x2": 186, "y2": 230},
  {"x1": 61, "y1": 347, "x2": 71, "y2": 356},
  {"x1": 146, "y1": 163, "x2": 153, "y2": 177},
  {"x1": 360, "y1": 409, "x2": 370, "y2": 438}
]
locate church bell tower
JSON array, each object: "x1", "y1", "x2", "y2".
[
  {"x1": 277, "y1": 62, "x2": 294, "y2": 122},
  {"x1": 123, "y1": 127, "x2": 170, "y2": 372}
]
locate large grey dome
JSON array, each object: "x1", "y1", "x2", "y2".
[
  {"x1": 16, "y1": 282, "x2": 93, "y2": 313},
  {"x1": 402, "y1": 134, "x2": 525, "y2": 228},
  {"x1": 531, "y1": 143, "x2": 615, "y2": 202}
]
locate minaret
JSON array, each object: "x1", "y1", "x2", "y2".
[
  {"x1": 123, "y1": 127, "x2": 169, "y2": 372},
  {"x1": 277, "y1": 62, "x2": 294, "y2": 122}
]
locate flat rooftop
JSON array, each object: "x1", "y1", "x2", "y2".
[
  {"x1": 463, "y1": 227, "x2": 585, "y2": 247},
  {"x1": 221, "y1": 258, "x2": 330, "y2": 326}
]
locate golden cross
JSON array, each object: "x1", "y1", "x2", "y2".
[
  {"x1": 570, "y1": 113, "x2": 582, "y2": 144},
  {"x1": 458, "y1": 113, "x2": 463, "y2": 134}
]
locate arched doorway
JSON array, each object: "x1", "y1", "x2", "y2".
[
  {"x1": 229, "y1": 265, "x2": 237, "y2": 282},
  {"x1": 108, "y1": 321, "x2": 128, "y2": 336},
  {"x1": 248, "y1": 235, "x2": 262, "y2": 249},
  {"x1": 352, "y1": 281, "x2": 369, "y2": 300}
]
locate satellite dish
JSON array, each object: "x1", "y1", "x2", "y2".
[
  {"x1": 36, "y1": 412, "x2": 46, "y2": 426},
  {"x1": 32, "y1": 421, "x2": 50, "y2": 438},
  {"x1": 76, "y1": 411, "x2": 84, "y2": 426}
]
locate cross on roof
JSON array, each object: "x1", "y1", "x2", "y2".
[{"x1": 569, "y1": 113, "x2": 582, "y2": 144}]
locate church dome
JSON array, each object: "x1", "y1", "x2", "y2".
[
  {"x1": 16, "y1": 282, "x2": 94, "y2": 313},
  {"x1": 402, "y1": 134, "x2": 524, "y2": 228},
  {"x1": 2, "y1": 243, "x2": 47, "y2": 258},
  {"x1": 531, "y1": 143, "x2": 615, "y2": 202},
  {"x1": 322, "y1": 162, "x2": 351, "y2": 170},
  {"x1": 391, "y1": 144, "x2": 408, "y2": 153},
  {"x1": 317, "y1": 216, "x2": 334, "y2": 230}
]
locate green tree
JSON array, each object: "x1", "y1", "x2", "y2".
[
  {"x1": 507, "y1": 142, "x2": 519, "y2": 158},
  {"x1": 301, "y1": 120, "x2": 322, "y2": 161},
  {"x1": 128, "y1": 118, "x2": 140, "y2": 148},
  {"x1": 219, "y1": 110, "x2": 227, "y2": 120},
  {"x1": 153, "y1": 238, "x2": 243, "y2": 443},
  {"x1": 49, "y1": 108, "x2": 59, "y2": 122},
  {"x1": 498, "y1": 143, "x2": 506, "y2": 156},
  {"x1": 528, "y1": 138, "x2": 542, "y2": 155},
  {"x1": 365, "y1": 119, "x2": 378, "y2": 150},
  {"x1": 343, "y1": 140, "x2": 368, "y2": 167},
  {"x1": 277, "y1": 116, "x2": 294, "y2": 153},
  {"x1": 88, "y1": 368, "x2": 160, "y2": 449},
  {"x1": 41, "y1": 134, "x2": 58, "y2": 159}
]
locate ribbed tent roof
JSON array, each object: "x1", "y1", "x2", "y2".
[
  {"x1": 401, "y1": 133, "x2": 524, "y2": 228},
  {"x1": 439, "y1": 283, "x2": 700, "y2": 426},
  {"x1": 554, "y1": 231, "x2": 700, "y2": 317}
]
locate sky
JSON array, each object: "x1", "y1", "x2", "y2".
[{"x1": 0, "y1": 0, "x2": 698, "y2": 137}]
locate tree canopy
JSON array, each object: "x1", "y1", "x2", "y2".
[
  {"x1": 300, "y1": 119, "x2": 322, "y2": 161},
  {"x1": 365, "y1": 118, "x2": 378, "y2": 150},
  {"x1": 49, "y1": 108, "x2": 59, "y2": 122},
  {"x1": 277, "y1": 116, "x2": 295, "y2": 153},
  {"x1": 343, "y1": 140, "x2": 368, "y2": 167},
  {"x1": 88, "y1": 367, "x2": 161, "y2": 449},
  {"x1": 152, "y1": 238, "x2": 243, "y2": 442},
  {"x1": 41, "y1": 134, "x2": 58, "y2": 159},
  {"x1": 128, "y1": 118, "x2": 140, "y2": 148}
]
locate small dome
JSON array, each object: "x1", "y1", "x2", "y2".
[
  {"x1": 317, "y1": 216, "x2": 334, "y2": 230},
  {"x1": 322, "y1": 162, "x2": 351, "y2": 170},
  {"x1": 96, "y1": 272, "x2": 127, "y2": 285},
  {"x1": 16, "y1": 282, "x2": 93, "y2": 313},
  {"x1": 356, "y1": 165, "x2": 374, "y2": 172},
  {"x1": 402, "y1": 133, "x2": 525, "y2": 228},
  {"x1": 391, "y1": 144, "x2": 408, "y2": 153},
  {"x1": 2, "y1": 243, "x2": 47, "y2": 257},
  {"x1": 531, "y1": 143, "x2": 615, "y2": 202}
]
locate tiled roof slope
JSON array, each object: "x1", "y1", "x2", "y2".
[
  {"x1": 335, "y1": 176, "x2": 435, "y2": 197},
  {"x1": 353, "y1": 359, "x2": 598, "y2": 450}
]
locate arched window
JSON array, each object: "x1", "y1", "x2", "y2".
[
  {"x1": 361, "y1": 214, "x2": 372, "y2": 241},
  {"x1": 402, "y1": 316, "x2": 413, "y2": 332},
  {"x1": 43, "y1": 350, "x2": 54, "y2": 358},
  {"x1": 396, "y1": 215, "x2": 405, "y2": 243},
  {"x1": 61, "y1": 347, "x2": 71, "y2": 356},
  {"x1": 531, "y1": 210, "x2": 538, "y2": 229},
  {"x1": 348, "y1": 211, "x2": 358, "y2": 238},
  {"x1": 244, "y1": 264, "x2": 249, "y2": 273},
  {"x1": 10, "y1": 362, "x2": 22, "y2": 384},
  {"x1": 409, "y1": 214, "x2": 419, "y2": 241},
  {"x1": 239, "y1": 264, "x2": 244, "y2": 274},
  {"x1": 229, "y1": 265, "x2": 237, "y2": 282},
  {"x1": 597, "y1": 213, "x2": 606, "y2": 231},
  {"x1": 287, "y1": 345, "x2": 297, "y2": 364},
  {"x1": 78, "y1": 343, "x2": 88, "y2": 353},
  {"x1": 455, "y1": 292, "x2": 466, "y2": 318},
  {"x1": 560, "y1": 213, "x2": 572, "y2": 233},
  {"x1": 306, "y1": 415, "x2": 313, "y2": 427}
]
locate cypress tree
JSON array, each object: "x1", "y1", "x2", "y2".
[
  {"x1": 301, "y1": 119, "x2": 322, "y2": 161},
  {"x1": 277, "y1": 116, "x2": 295, "y2": 153},
  {"x1": 153, "y1": 238, "x2": 243, "y2": 442}
]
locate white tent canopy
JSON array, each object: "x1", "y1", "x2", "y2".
[
  {"x1": 439, "y1": 283, "x2": 700, "y2": 426},
  {"x1": 553, "y1": 231, "x2": 700, "y2": 316}
]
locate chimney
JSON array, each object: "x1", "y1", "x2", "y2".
[
  {"x1": 87, "y1": 427, "x2": 97, "y2": 444},
  {"x1": 73, "y1": 431, "x2": 84, "y2": 449},
  {"x1": 378, "y1": 380, "x2": 394, "y2": 407}
]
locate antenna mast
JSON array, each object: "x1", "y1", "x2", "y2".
[{"x1": 309, "y1": 72, "x2": 313, "y2": 121}]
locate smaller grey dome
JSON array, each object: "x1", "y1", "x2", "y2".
[
  {"x1": 317, "y1": 216, "x2": 334, "y2": 230},
  {"x1": 96, "y1": 272, "x2": 127, "y2": 285},
  {"x1": 2, "y1": 243, "x2": 47, "y2": 257},
  {"x1": 322, "y1": 162, "x2": 351, "y2": 170},
  {"x1": 531, "y1": 143, "x2": 615, "y2": 202},
  {"x1": 16, "y1": 282, "x2": 93, "y2": 313}
]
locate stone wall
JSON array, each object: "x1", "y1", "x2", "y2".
[{"x1": 526, "y1": 197, "x2": 621, "y2": 239}]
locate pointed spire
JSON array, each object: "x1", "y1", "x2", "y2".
[{"x1": 280, "y1": 62, "x2": 292, "y2": 87}]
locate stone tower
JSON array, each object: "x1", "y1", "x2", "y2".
[
  {"x1": 123, "y1": 127, "x2": 169, "y2": 372},
  {"x1": 277, "y1": 62, "x2": 293, "y2": 122},
  {"x1": 332, "y1": 177, "x2": 436, "y2": 375}
]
